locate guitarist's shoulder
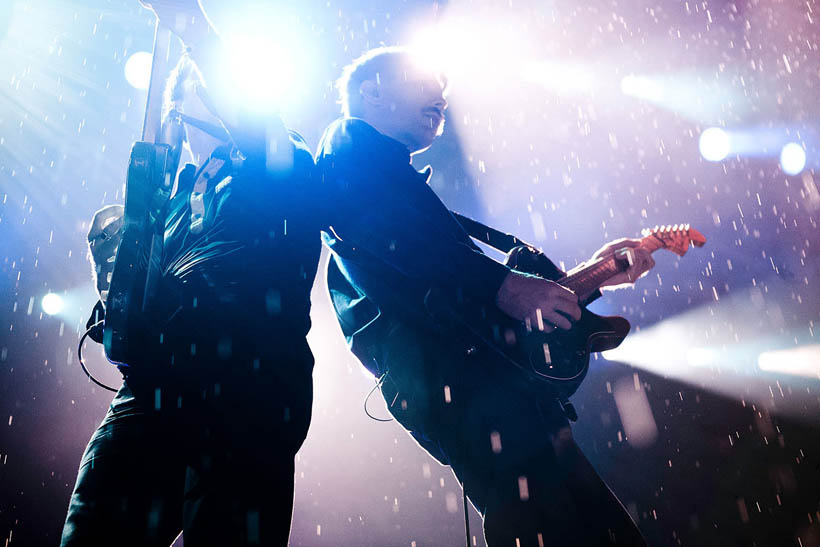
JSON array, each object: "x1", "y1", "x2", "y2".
[{"x1": 317, "y1": 118, "x2": 397, "y2": 163}]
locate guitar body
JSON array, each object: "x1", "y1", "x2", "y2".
[
  {"x1": 500, "y1": 246, "x2": 630, "y2": 396},
  {"x1": 103, "y1": 142, "x2": 173, "y2": 365},
  {"x1": 102, "y1": 25, "x2": 181, "y2": 366},
  {"x1": 426, "y1": 245, "x2": 631, "y2": 399},
  {"x1": 502, "y1": 308, "x2": 629, "y2": 397},
  {"x1": 446, "y1": 222, "x2": 705, "y2": 398}
]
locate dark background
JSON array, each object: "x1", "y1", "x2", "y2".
[{"x1": 1, "y1": 0, "x2": 818, "y2": 545}]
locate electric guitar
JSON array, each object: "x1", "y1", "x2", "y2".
[
  {"x1": 426, "y1": 224, "x2": 706, "y2": 399},
  {"x1": 103, "y1": 20, "x2": 183, "y2": 365}
]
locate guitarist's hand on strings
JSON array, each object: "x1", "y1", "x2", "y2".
[
  {"x1": 592, "y1": 238, "x2": 655, "y2": 291},
  {"x1": 495, "y1": 271, "x2": 582, "y2": 332}
]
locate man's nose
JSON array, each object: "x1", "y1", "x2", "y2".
[{"x1": 434, "y1": 96, "x2": 448, "y2": 111}]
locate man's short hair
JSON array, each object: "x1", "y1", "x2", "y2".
[{"x1": 336, "y1": 46, "x2": 446, "y2": 118}]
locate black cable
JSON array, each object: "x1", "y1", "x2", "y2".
[
  {"x1": 77, "y1": 321, "x2": 118, "y2": 393},
  {"x1": 363, "y1": 372, "x2": 393, "y2": 422},
  {"x1": 462, "y1": 479, "x2": 471, "y2": 547}
]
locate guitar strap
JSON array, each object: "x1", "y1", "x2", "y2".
[
  {"x1": 450, "y1": 211, "x2": 530, "y2": 254},
  {"x1": 453, "y1": 210, "x2": 601, "y2": 306}
]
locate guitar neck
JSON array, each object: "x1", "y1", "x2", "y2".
[
  {"x1": 141, "y1": 23, "x2": 174, "y2": 143},
  {"x1": 557, "y1": 237, "x2": 667, "y2": 296}
]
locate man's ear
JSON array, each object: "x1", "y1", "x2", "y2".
[{"x1": 359, "y1": 80, "x2": 381, "y2": 108}]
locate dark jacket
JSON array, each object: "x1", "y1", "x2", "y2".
[{"x1": 316, "y1": 118, "x2": 511, "y2": 375}]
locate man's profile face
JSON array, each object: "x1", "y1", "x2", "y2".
[{"x1": 378, "y1": 65, "x2": 448, "y2": 154}]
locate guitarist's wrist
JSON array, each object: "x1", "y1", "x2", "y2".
[{"x1": 494, "y1": 270, "x2": 537, "y2": 320}]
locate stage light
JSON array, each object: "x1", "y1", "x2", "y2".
[
  {"x1": 124, "y1": 51, "x2": 152, "y2": 91},
  {"x1": 780, "y1": 142, "x2": 806, "y2": 175},
  {"x1": 698, "y1": 127, "x2": 730, "y2": 162},
  {"x1": 758, "y1": 345, "x2": 820, "y2": 378},
  {"x1": 620, "y1": 75, "x2": 663, "y2": 102},
  {"x1": 41, "y1": 293, "x2": 64, "y2": 316},
  {"x1": 686, "y1": 347, "x2": 717, "y2": 367},
  {"x1": 407, "y1": 13, "x2": 530, "y2": 88},
  {"x1": 600, "y1": 285, "x2": 818, "y2": 419},
  {"x1": 223, "y1": 35, "x2": 295, "y2": 112}
]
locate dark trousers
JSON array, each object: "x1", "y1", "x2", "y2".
[
  {"x1": 61, "y1": 350, "x2": 313, "y2": 547},
  {"x1": 380, "y1": 322, "x2": 647, "y2": 547}
]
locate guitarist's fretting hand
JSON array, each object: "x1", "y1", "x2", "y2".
[
  {"x1": 495, "y1": 271, "x2": 581, "y2": 332},
  {"x1": 593, "y1": 238, "x2": 656, "y2": 290}
]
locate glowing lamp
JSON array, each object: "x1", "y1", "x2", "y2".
[
  {"x1": 124, "y1": 51, "x2": 152, "y2": 91},
  {"x1": 698, "y1": 127, "x2": 730, "y2": 162},
  {"x1": 42, "y1": 293, "x2": 64, "y2": 316},
  {"x1": 780, "y1": 142, "x2": 806, "y2": 175}
]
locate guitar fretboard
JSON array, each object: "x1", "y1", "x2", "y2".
[{"x1": 558, "y1": 256, "x2": 627, "y2": 297}]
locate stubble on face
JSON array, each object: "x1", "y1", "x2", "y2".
[{"x1": 386, "y1": 78, "x2": 446, "y2": 152}]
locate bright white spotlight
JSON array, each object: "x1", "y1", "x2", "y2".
[
  {"x1": 758, "y1": 345, "x2": 820, "y2": 378},
  {"x1": 124, "y1": 51, "x2": 152, "y2": 90},
  {"x1": 686, "y1": 347, "x2": 717, "y2": 367},
  {"x1": 408, "y1": 17, "x2": 529, "y2": 88},
  {"x1": 224, "y1": 36, "x2": 295, "y2": 112},
  {"x1": 41, "y1": 293, "x2": 64, "y2": 316},
  {"x1": 780, "y1": 142, "x2": 806, "y2": 175},
  {"x1": 699, "y1": 127, "x2": 730, "y2": 162},
  {"x1": 620, "y1": 75, "x2": 663, "y2": 102}
]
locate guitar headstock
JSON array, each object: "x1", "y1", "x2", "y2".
[{"x1": 641, "y1": 224, "x2": 706, "y2": 256}]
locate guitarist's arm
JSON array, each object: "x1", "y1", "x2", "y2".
[
  {"x1": 318, "y1": 120, "x2": 580, "y2": 332},
  {"x1": 138, "y1": 1, "x2": 234, "y2": 124}
]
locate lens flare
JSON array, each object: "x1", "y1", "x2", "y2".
[
  {"x1": 780, "y1": 142, "x2": 806, "y2": 175},
  {"x1": 699, "y1": 127, "x2": 730, "y2": 162},
  {"x1": 124, "y1": 51, "x2": 152, "y2": 91},
  {"x1": 41, "y1": 293, "x2": 64, "y2": 316}
]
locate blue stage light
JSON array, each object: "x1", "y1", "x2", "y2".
[
  {"x1": 124, "y1": 51, "x2": 152, "y2": 90},
  {"x1": 42, "y1": 293, "x2": 64, "y2": 316},
  {"x1": 780, "y1": 142, "x2": 806, "y2": 175},
  {"x1": 698, "y1": 127, "x2": 730, "y2": 162}
]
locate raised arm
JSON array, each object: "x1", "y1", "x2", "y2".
[{"x1": 139, "y1": 1, "x2": 236, "y2": 125}]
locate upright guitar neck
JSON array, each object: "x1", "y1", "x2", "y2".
[{"x1": 141, "y1": 23, "x2": 174, "y2": 143}]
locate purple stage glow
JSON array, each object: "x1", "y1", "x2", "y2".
[{"x1": 1, "y1": 0, "x2": 818, "y2": 546}]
